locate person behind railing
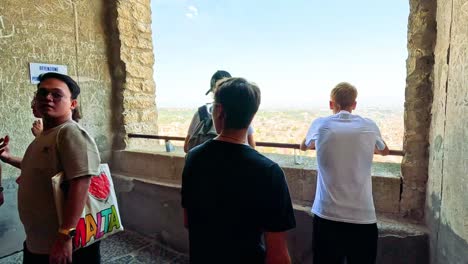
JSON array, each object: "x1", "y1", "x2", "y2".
[
  {"x1": 300, "y1": 82, "x2": 389, "y2": 264},
  {"x1": 183, "y1": 70, "x2": 256, "y2": 152},
  {"x1": 182, "y1": 77, "x2": 296, "y2": 264}
]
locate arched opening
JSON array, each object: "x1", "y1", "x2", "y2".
[{"x1": 151, "y1": 1, "x2": 409, "y2": 164}]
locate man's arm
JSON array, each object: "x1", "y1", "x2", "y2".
[
  {"x1": 301, "y1": 119, "x2": 321, "y2": 151},
  {"x1": 0, "y1": 155, "x2": 22, "y2": 169},
  {"x1": 184, "y1": 112, "x2": 200, "y2": 153},
  {"x1": 50, "y1": 125, "x2": 100, "y2": 263},
  {"x1": 370, "y1": 121, "x2": 389, "y2": 156},
  {"x1": 261, "y1": 165, "x2": 296, "y2": 263},
  {"x1": 300, "y1": 138, "x2": 315, "y2": 151},
  {"x1": 374, "y1": 141, "x2": 390, "y2": 156},
  {"x1": 247, "y1": 134, "x2": 256, "y2": 148},
  {"x1": 49, "y1": 176, "x2": 91, "y2": 264},
  {"x1": 61, "y1": 177, "x2": 91, "y2": 230},
  {"x1": 183, "y1": 135, "x2": 191, "y2": 153},
  {"x1": 265, "y1": 232, "x2": 291, "y2": 264},
  {"x1": 0, "y1": 137, "x2": 22, "y2": 169}
]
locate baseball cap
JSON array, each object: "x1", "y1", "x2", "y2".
[{"x1": 205, "y1": 70, "x2": 232, "y2": 95}]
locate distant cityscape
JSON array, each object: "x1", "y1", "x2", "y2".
[{"x1": 157, "y1": 107, "x2": 404, "y2": 163}]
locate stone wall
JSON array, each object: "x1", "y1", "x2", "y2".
[
  {"x1": 111, "y1": 150, "x2": 402, "y2": 215},
  {"x1": 0, "y1": 0, "x2": 117, "y2": 257},
  {"x1": 0, "y1": 0, "x2": 158, "y2": 257},
  {"x1": 0, "y1": 0, "x2": 159, "y2": 164},
  {"x1": 402, "y1": 0, "x2": 437, "y2": 220},
  {"x1": 426, "y1": 0, "x2": 468, "y2": 263},
  {"x1": 0, "y1": 0, "x2": 114, "y2": 176},
  {"x1": 115, "y1": 0, "x2": 158, "y2": 150},
  {"x1": 110, "y1": 151, "x2": 429, "y2": 264}
]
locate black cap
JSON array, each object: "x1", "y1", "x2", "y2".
[{"x1": 205, "y1": 70, "x2": 231, "y2": 95}]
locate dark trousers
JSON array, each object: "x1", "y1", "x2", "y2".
[
  {"x1": 23, "y1": 241, "x2": 101, "y2": 264},
  {"x1": 313, "y1": 215, "x2": 378, "y2": 264}
]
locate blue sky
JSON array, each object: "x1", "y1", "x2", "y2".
[{"x1": 151, "y1": 0, "x2": 409, "y2": 109}]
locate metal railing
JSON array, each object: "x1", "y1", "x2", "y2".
[{"x1": 128, "y1": 133, "x2": 405, "y2": 156}]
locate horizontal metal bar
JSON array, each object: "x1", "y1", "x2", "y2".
[
  {"x1": 256, "y1": 141, "x2": 300, "y2": 149},
  {"x1": 127, "y1": 133, "x2": 405, "y2": 156},
  {"x1": 388, "y1": 150, "x2": 405, "y2": 156},
  {"x1": 128, "y1": 134, "x2": 185, "y2": 141}
]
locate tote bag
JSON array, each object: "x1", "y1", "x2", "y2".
[{"x1": 52, "y1": 163, "x2": 124, "y2": 249}]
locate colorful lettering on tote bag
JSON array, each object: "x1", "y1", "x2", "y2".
[{"x1": 74, "y1": 205, "x2": 121, "y2": 248}]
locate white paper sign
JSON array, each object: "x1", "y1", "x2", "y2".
[{"x1": 29, "y1": 63, "x2": 68, "y2": 84}]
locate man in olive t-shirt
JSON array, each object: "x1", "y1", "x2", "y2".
[{"x1": 0, "y1": 73, "x2": 101, "y2": 264}]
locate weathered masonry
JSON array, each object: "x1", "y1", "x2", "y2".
[{"x1": 0, "y1": 0, "x2": 466, "y2": 263}]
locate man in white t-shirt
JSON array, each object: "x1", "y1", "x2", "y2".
[{"x1": 300, "y1": 82, "x2": 389, "y2": 264}]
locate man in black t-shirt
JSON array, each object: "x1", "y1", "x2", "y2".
[{"x1": 181, "y1": 77, "x2": 296, "y2": 264}]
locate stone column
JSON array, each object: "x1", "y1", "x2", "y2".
[
  {"x1": 401, "y1": 0, "x2": 437, "y2": 220},
  {"x1": 114, "y1": 0, "x2": 158, "y2": 150}
]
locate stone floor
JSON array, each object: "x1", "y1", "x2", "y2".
[{"x1": 0, "y1": 231, "x2": 188, "y2": 264}]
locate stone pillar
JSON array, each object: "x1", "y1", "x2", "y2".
[
  {"x1": 401, "y1": 0, "x2": 437, "y2": 220},
  {"x1": 114, "y1": 0, "x2": 158, "y2": 150}
]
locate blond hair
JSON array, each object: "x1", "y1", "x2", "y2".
[{"x1": 330, "y1": 82, "x2": 358, "y2": 109}]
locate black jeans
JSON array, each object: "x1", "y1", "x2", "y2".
[
  {"x1": 23, "y1": 241, "x2": 101, "y2": 264},
  {"x1": 312, "y1": 215, "x2": 378, "y2": 264}
]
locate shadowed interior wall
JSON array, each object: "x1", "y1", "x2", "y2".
[
  {"x1": 0, "y1": 0, "x2": 113, "y2": 177},
  {"x1": 426, "y1": 0, "x2": 468, "y2": 263},
  {"x1": 0, "y1": 0, "x2": 158, "y2": 257}
]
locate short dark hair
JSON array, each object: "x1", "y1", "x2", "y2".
[
  {"x1": 37, "y1": 72, "x2": 81, "y2": 99},
  {"x1": 72, "y1": 106, "x2": 82, "y2": 122},
  {"x1": 214, "y1": 77, "x2": 261, "y2": 129}
]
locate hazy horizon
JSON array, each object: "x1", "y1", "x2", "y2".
[
  {"x1": 157, "y1": 104, "x2": 405, "y2": 111},
  {"x1": 157, "y1": 107, "x2": 404, "y2": 163}
]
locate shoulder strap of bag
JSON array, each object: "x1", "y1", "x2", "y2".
[
  {"x1": 198, "y1": 105, "x2": 209, "y2": 121},
  {"x1": 199, "y1": 105, "x2": 216, "y2": 134}
]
